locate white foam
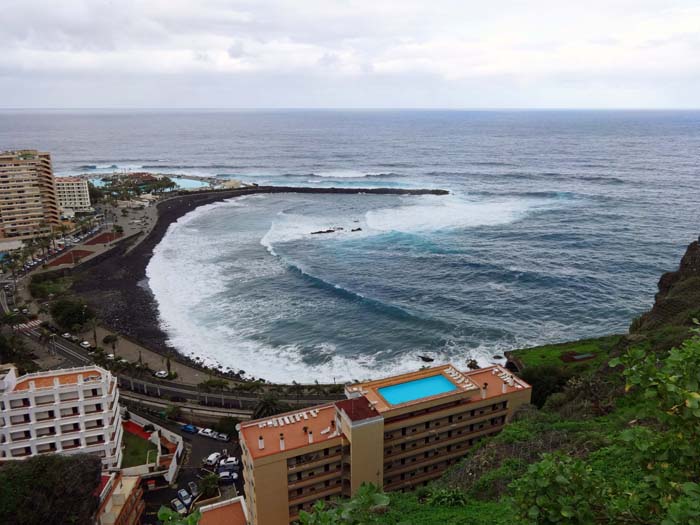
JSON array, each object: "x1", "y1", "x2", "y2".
[
  {"x1": 147, "y1": 191, "x2": 565, "y2": 383},
  {"x1": 365, "y1": 195, "x2": 543, "y2": 233},
  {"x1": 309, "y1": 169, "x2": 397, "y2": 179}
]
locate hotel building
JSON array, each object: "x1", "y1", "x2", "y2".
[
  {"x1": 56, "y1": 176, "x2": 92, "y2": 214},
  {"x1": 0, "y1": 365, "x2": 123, "y2": 470},
  {"x1": 239, "y1": 364, "x2": 531, "y2": 525},
  {"x1": 0, "y1": 150, "x2": 60, "y2": 240}
]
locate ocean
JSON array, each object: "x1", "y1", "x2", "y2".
[{"x1": 1, "y1": 109, "x2": 699, "y2": 382}]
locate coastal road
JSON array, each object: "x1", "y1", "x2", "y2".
[{"x1": 17, "y1": 326, "x2": 343, "y2": 411}]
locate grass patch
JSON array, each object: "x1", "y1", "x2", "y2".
[
  {"x1": 509, "y1": 334, "x2": 622, "y2": 370},
  {"x1": 121, "y1": 431, "x2": 157, "y2": 468}
]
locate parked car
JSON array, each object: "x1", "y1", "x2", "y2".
[
  {"x1": 21, "y1": 308, "x2": 29, "y2": 315},
  {"x1": 188, "y1": 481, "x2": 199, "y2": 498},
  {"x1": 218, "y1": 470, "x2": 237, "y2": 484},
  {"x1": 177, "y1": 488, "x2": 192, "y2": 507},
  {"x1": 171, "y1": 498, "x2": 187, "y2": 516},
  {"x1": 153, "y1": 370, "x2": 169, "y2": 379},
  {"x1": 198, "y1": 428, "x2": 215, "y2": 438},
  {"x1": 219, "y1": 456, "x2": 239, "y2": 467},
  {"x1": 79, "y1": 341, "x2": 91, "y2": 349},
  {"x1": 204, "y1": 452, "x2": 221, "y2": 466},
  {"x1": 181, "y1": 424, "x2": 198, "y2": 434},
  {"x1": 213, "y1": 432, "x2": 230, "y2": 442},
  {"x1": 61, "y1": 332, "x2": 72, "y2": 339},
  {"x1": 106, "y1": 353, "x2": 115, "y2": 360}
]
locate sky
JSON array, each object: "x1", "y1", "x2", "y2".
[{"x1": 1, "y1": 0, "x2": 700, "y2": 109}]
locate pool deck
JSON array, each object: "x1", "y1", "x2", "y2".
[{"x1": 345, "y1": 363, "x2": 529, "y2": 414}]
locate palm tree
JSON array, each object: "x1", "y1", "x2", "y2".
[
  {"x1": 102, "y1": 334, "x2": 119, "y2": 354},
  {"x1": 253, "y1": 393, "x2": 287, "y2": 419},
  {"x1": 87, "y1": 317, "x2": 99, "y2": 346}
]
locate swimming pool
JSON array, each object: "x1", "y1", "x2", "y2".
[{"x1": 378, "y1": 374, "x2": 457, "y2": 405}]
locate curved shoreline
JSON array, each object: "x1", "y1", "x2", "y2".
[{"x1": 71, "y1": 185, "x2": 450, "y2": 372}]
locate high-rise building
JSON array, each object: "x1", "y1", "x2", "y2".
[
  {"x1": 0, "y1": 365, "x2": 123, "y2": 470},
  {"x1": 55, "y1": 176, "x2": 92, "y2": 214},
  {"x1": 0, "y1": 149, "x2": 60, "y2": 240},
  {"x1": 238, "y1": 364, "x2": 531, "y2": 525}
]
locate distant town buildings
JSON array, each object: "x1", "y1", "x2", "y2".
[
  {"x1": 0, "y1": 150, "x2": 60, "y2": 240},
  {"x1": 95, "y1": 473, "x2": 145, "y2": 525},
  {"x1": 56, "y1": 176, "x2": 92, "y2": 214},
  {"x1": 238, "y1": 364, "x2": 531, "y2": 525},
  {"x1": 0, "y1": 365, "x2": 123, "y2": 470}
]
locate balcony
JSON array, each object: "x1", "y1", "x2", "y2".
[
  {"x1": 288, "y1": 484, "x2": 342, "y2": 507},
  {"x1": 288, "y1": 468, "x2": 342, "y2": 490},
  {"x1": 384, "y1": 425, "x2": 503, "y2": 463},
  {"x1": 384, "y1": 409, "x2": 508, "y2": 447},
  {"x1": 288, "y1": 453, "x2": 342, "y2": 473}
]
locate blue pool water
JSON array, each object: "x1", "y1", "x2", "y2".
[{"x1": 378, "y1": 375, "x2": 457, "y2": 405}]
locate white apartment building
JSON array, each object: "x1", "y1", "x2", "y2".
[
  {"x1": 55, "y1": 176, "x2": 92, "y2": 213},
  {"x1": 0, "y1": 365, "x2": 123, "y2": 470}
]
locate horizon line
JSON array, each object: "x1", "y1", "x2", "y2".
[{"x1": 2, "y1": 106, "x2": 700, "y2": 112}]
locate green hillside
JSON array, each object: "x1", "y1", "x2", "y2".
[{"x1": 299, "y1": 240, "x2": 700, "y2": 525}]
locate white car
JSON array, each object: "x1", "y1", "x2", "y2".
[
  {"x1": 79, "y1": 341, "x2": 91, "y2": 349},
  {"x1": 219, "y1": 456, "x2": 239, "y2": 467},
  {"x1": 198, "y1": 428, "x2": 215, "y2": 438},
  {"x1": 153, "y1": 370, "x2": 169, "y2": 379},
  {"x1": 62, "y1": 332, "x2": 71, "y2": 339},
  {"x1": 106, "y1": 353, "x2": 115, "y2": 360},
  {"x1": 219, "y1": 470, "x2": 237, "y2": 484},
  {"x1": 204, "y1": 452, "x2": 221, "y2": 466}
]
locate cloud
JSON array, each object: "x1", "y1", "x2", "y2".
[{"x1": 0, "y1": 0, "x2": 699, "y2": 107}]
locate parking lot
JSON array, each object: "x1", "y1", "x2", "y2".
[{"x1": 140, "y1": 419, "x2": 244, "y2": 523}]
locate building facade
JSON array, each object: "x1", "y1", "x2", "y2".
[
  {"x1": 95, "y1": 473, "x2": 145, "y2": 525},
  {"x1": 56, "y1": 176, "x2": 92, "y2": 213},
  {"x1": 0, "y1": 150, "x2": 60, "y2": 239},
  {"x1": 0, "y1": 365, "x2": 123, "y2": 470},
  {"x1": 239, "y1": 364, "x2": 531, "y2": 525}
]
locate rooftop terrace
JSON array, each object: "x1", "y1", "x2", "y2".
[
  {"x1": 239, "y1": 404, "x2": 340, "y2": 460},
  {"x1": 11, "y1": 366, "x2": 107, "y2": 392}
]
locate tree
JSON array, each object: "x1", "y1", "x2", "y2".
[
  {"x1": 0, "y1": 453, "x2": 102, "y2": 525},
  {"x1": 102, "y1": 334, "x2": 119, "y2": 353},
  {"x1": 299, "y1": 483, "x2": 390, "y2": 524},
  {"x1": 253, "y1": 393, "x2": 288, "y2": 419},
  {"x1": 214, "y1": 416, "x2": 240, "y2": 437},
  {"x1": 88, "y1": 317, "x2": 99, "y2": 346},
  {"x1": 199, "y1": 473, "x2": 220, "y2": 498},
  {"x1": 164, "y1": 404, "x2": 181, "y2": 421},
  {"x1": 50, "y1": 299, "x2": 95, "y2": 331}
]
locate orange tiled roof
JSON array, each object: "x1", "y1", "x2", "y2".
[{"x1": 239, "y1": 404, "x2": 340, "y2": 460}]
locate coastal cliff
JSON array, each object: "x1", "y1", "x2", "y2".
[{"x1": 634, "y1": 239, "x2": 700, "y2": 334}]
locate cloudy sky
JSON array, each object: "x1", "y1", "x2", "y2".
[{"x1": 2, "y1": 0, "x2": 700, "y2": 108}]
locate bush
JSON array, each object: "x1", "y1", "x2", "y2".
[{"x1": 519, "y1": 365, "x2": 575, "y2": 408}]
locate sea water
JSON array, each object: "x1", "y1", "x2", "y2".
[{"x1": 1, "y1": 109, "x2": 699, "y2": 382}]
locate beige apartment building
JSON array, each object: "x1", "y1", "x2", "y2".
[
  {"x1": 239, "y1": 364, "x2": 531, "y2": 525},
  {"x1": 0, "y1": 150, "x2": 60, "y2": 240},
  {"x1": 56, "y1": 176, "x2": 92, "y2": 214}
]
